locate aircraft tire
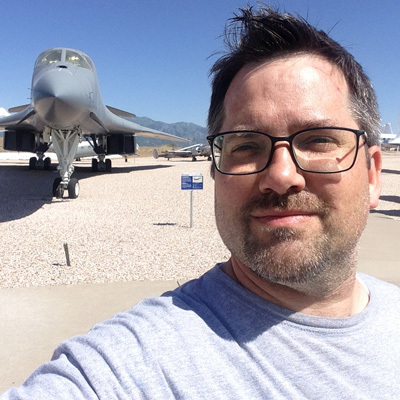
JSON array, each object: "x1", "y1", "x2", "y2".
[
  {"x1": 29, "y1": 157, "x2": 37, "y2": 170},
  {"x1": 52, "y1": 178, "x2": 63, "y2": 198},
  {"x1": 68, "y1": 178, "x2": 80, "y2": 199},
  {"x1": 44, "y1": 157, "x2": 51, "y2": 170},
  {"x1": 92, "y1": 158, "x2": 98, "y2": 172},
  {"x1": 105, "y1": 159, "x2": 112, "y2": 172}
]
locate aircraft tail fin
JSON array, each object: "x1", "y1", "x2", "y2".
[{"x1": 382, "y1": 123, "x2": 393, "y2": 134}]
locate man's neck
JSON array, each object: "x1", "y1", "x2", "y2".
[{"x1": 222, "y1": 258, "x2": 369, "y2": 318}]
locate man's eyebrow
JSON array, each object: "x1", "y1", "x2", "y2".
[
  {"x1": 224, "y1": 119, "x2": 339, "y2": 133},
  {"x1": 289, "y1": 119, "x2": 338, "y2": 131},
  {"x1": 224, "y1": 125, "x2": 261, "y2": 131}
]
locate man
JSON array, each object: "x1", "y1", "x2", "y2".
[{"x1": 2, "y1": 5, "x2": 399, "y2": 399}]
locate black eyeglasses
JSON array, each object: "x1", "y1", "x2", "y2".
[{"x1": 207, "y1": 127, "x2": 367, "y2": 175}]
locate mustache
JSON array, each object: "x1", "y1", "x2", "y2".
[{"x1": 241, "y1": 191, "x2": 330, "y2": 216}]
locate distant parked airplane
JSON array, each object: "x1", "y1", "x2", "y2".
[
  {"x1": 0, "y1": 48, "x2": 187, "y2": 198},
  {"x1": 380, "y1": 123, "x2": 400, "y2": 150},
  {"x1": 153, "y1": 144, "x2": 211, "y2": 161}
]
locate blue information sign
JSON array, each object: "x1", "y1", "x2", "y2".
[{"x1": 181, "y1": 173, "x2": 203, "y2": 190}]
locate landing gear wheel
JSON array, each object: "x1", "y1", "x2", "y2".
[
  {"x1": 68, "y1": 178, "x2": 80, "y2": 199},
  {"x1": 52, "y1": 177, "x2": 64, "y2": 198},
  {"x1": 105, "y1": 158, "x2": 112, "y2": 172},
  {"x1": 91, "y1": 158, "x2": 98, "y2": 172},
  {"x1": 29, "y1": 157, "x2": 36, "y2": 170},
  {"x1": 44, "y1": 157, "x2": 51, "y2": 170}
]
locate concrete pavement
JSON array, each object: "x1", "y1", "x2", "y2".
[
  {"x1": 1, "y1": 213, "x2": 399, "y2": 392},
  {"x1": 0, "y1": 280, "x2": 182, "y2": 392},
  {"x1": 358, "y1": 213, "x2": 400, "y2": 285}
]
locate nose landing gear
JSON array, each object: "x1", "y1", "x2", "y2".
[
  {"x1": 51, "y1": 128, "x2": 81, "y2": 199},
  {"x1": 52, "y1": 177, "x2": 80, "y2": 199}
]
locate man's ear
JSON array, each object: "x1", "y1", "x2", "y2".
[{"x1": 367, "y1": 145, "x2": 382, "y2": 209}]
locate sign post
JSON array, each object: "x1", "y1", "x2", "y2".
[{"x1": 181, "y1": 173, "x2": 203, "y2": 227}]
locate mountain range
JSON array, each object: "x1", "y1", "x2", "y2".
[{"x1": 133, "y1": 117, "x2": 208, "y2": 146}]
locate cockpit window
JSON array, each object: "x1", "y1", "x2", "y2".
[
  {"x1": 66, "y1": 50, "x2": 91, "y2": 70},
  {"x1": 36, "y1": 50, "x2": 62, "y2": 67}
]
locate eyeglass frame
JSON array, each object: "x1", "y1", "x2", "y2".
[{"x1": 206, "y1": 127, "x2": 368, "y2": 175}]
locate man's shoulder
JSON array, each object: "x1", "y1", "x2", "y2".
[
  {"x1": 358, "y1": 272, "x2": 400, "y2": 294},
  {"x1": 103, "y1": 264, "x2": 227, "y2": 328},
  {"x1": 358, "y1": 272, "x2": 400, "y2": 316},
  {"x1": 52, "y1": 265, "x2": 231, "y2": 361}
]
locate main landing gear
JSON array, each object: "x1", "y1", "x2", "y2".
[
  {"x1": 88, "y1": 135, "x2": 112, "y2": 173},
  {"x1": 29, "y1": 156, "x2": 52, "y2": 170},
  {"x1": 91, "y1": 156, "x2": 112, "y2": 172}
]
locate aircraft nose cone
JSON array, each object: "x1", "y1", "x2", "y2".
[{"x1": 33, "y1": 69, "x2": 86, "y2": 128}]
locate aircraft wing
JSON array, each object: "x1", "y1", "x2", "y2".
[
  {"x1": 94, "y1": 111, "x2": 189, "y2": 143},
  {"x1": 123, "y1": 121, "x2": 188, "y2": 142},
  {"x1": 106, "y1": 106, "x2": 136, "y2": 119},
  {"x1": 166, "y1": 150, "x2": 192, "y2": 157},
  {"x1": 178, "y1": 144, "x2": 204, "y2": 151},
  {"x1": 380, "y1": 133, "x2": 397, "y2": 140},
  {"x1": 0, "y1": 105, "x2": 38, "y2": 130},
  {"x1": 8, "y1": 104, "x2": 30, "y2": 113}
]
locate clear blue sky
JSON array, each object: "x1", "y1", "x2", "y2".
[{"x1": 1, "y1": 0, "x2": 399, "y2": 130}]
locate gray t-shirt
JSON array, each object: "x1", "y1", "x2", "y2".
[{"x1": 2, "y1": 264, "x2": 400, "y2": 399}]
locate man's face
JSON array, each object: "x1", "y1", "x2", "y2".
[{"x1": 214, "y1": 55, "x2": 381, "y2": 293}]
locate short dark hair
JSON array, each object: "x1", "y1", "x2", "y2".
[{"x1": 208, "y1": 5, "x2": 381, "y2": 147}]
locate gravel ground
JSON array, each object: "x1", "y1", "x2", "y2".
[{"x1": 0, "y1": 152, "x2": 399, "y2": 289}]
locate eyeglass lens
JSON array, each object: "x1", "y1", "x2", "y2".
[{"x1": 212, "y1": 128, "x2": 359, "y2": 174}]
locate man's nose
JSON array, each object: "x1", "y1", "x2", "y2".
[{"x1": 258, "y1": 144, "x2": 306, "y2": 195}]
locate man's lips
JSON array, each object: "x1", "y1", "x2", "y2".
[{"x1": 250, "y1": 210, "x2": 317, "y2": 227}]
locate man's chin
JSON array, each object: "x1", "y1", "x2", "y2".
[
  {"x1": 241, "y1": 238, "x2": 358, "y2": 297},
  {"x1": 248, "y1": 256, "x2": 323, "y2": 284},
  {"x1": 245, "y1": 229, "x2": 309, "y2": 256},
  {"x1": 242, "y1": 233, "x2": 330, "y2": 282}
]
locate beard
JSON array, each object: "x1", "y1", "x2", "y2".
[{"x1": 216, "y1": 190, "x2": 369, "y2": 296}]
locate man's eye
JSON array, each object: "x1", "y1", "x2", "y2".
[
  {"x1": 298, "y1": 136, "x2": 339, "y2": 150},
  {"x1": 232, "y1": 143, "x2": 258, "y2": 152},
  {"x1": 314, "y1": 137, "x2": 336, "y2": 143},
  {"x1": 306, "y1": 136, "x2": 335, "y2": 143},
  {"x1": 229, "y1": 142, "x2": 264, "y2": 155}
]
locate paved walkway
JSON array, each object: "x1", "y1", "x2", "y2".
[{"x1": 1, "y1": 213, "x2": 399, "y2": 392}]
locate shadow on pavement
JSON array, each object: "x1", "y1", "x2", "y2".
[{"x1": 0, "y1": 162, "x2": 172, "y2": 222}]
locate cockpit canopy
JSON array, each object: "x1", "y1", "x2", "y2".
[{"x1": 35, "y1": 48, "x2": 94, "y2": 70}]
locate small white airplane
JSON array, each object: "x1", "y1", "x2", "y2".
[
  {"x1": 153, "y1": 143, "x2": 211, "y2": 161},
  {"x1": 380, "y1": 123, "x2": 400, "y2": 150},
  {"x1": 0, "y1": 48, "x2": 187, "y2": 198}
]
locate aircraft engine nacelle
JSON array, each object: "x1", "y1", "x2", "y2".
[
  {"x1": 106, "y1": 134, "x2": 136, "y2": 155},
  {"x1": 194, "y1": 146, "x2": 202, "y2": 155},
  {"x1": 3, "y1": 130, "x2": 36, "y2": 152}
]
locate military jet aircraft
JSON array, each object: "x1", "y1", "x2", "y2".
[
  {"x1": 0, "y1": 48, "x2": 187, "y2": 199},
  {"x1": 153, "y1": 143, "x2": 211, "y2": 162}
]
